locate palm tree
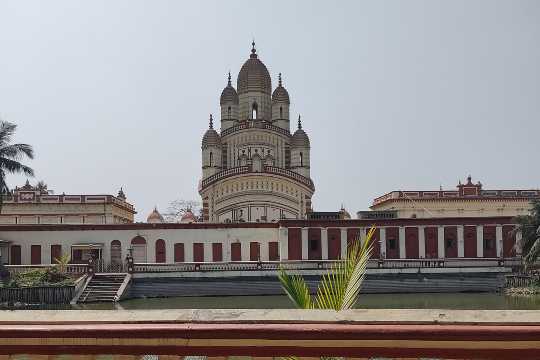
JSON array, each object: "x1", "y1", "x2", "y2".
[
  {"x1": 278, "y1": 226, "x2": 375, "y2": 310},
  {"x1": 515, "y1": 200, "x2": 540, "y2": 268},
  {"x1": 0, "y1": 121, "x2": 34, "y2": 212}
]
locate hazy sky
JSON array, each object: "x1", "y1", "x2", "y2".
[{"x1": 1, "y1": 0, "x2": 539, "y2": 221}]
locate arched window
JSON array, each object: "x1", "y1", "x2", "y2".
[
  {"x1": 252, "y1": 103, "x2": 258, "y2": 119},
  {"x1": 209, "y1": 152, "x2": 213, "y2": 166},
  {"x1": 300, "y1": 152, "x2": 303, "y2": 167},
  {"x1": 280, "y1": 106, "x2": 283, "y2": 118},
  {"x1": 227, "y1": 106, "x2": 231, "y2": 119}
]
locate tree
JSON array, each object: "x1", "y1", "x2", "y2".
[
  {"x1": 515, "y1": 200, "x2": 540, "y2": 267},
  {"x1": 0, "y1": 121, "x2": 34, "y2": 213},
  {"x1": 163, "y1": 199, "x2": 202, "y2": 222},
  {"x1": 278, "y1": 226, "x2": 375, "y2": 310}
]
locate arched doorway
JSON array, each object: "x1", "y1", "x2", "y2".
[
  {"x1": 110, "y1": 240, "x2": 122, "y2": 271},
  {"x1": 155, "y1": 239, "x2": 166, "y2": 263},
  {"x1": 131, "y1": 236, "x2": 147, "y2": 263}
]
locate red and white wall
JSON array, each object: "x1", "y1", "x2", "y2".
[{"x1": 0, "y1": 216, "x2": 520, "y2": 266}]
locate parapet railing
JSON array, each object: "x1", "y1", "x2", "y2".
[
  {"x1": 200, "y1": 165, "x2": 315, "y2": 191},
  {"x1": 5, "y1": 264, "x2": 89, "y2": 276},
  {"x1": 220, "y1": 120, "x2": 291, "y2": 137},
  {"x1": 133, "y1": 257, "x2": 521, "y2": 273}
]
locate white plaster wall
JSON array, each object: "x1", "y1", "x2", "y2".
[{"x1": 0, "y1": 227, "x2": 280, "y2": 265}]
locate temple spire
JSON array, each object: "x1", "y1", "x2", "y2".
[
  {"x1": 278, "y1": 73, "x2": 282, "y2": 87},
  {"x1": 209, "y1": 114, "x2": 213, "y2": 129},
  {"x1": 297, "y1": 114, "x2": 302, "y2": 130},
  {"x1": 227, "y1": 71, "x2": 231, "y2": 86}
]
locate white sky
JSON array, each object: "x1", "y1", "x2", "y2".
[{"x1": 0, "y1": 0, "x2": 539, "y2": 221}]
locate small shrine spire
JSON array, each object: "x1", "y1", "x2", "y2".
[
  {"x1": 209, "y1": 114, "x2": 214, "y2": 129},
  {"x1": 278, "y1": 73, "x2": 282, "y2": 87},
  {"x1": 227, "y1": 71, "x2": 231, "y2": 86},
  {"x1": 297, "y1": 114, "x2": 302, "y2": 130}
]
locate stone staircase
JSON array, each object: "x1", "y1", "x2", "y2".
[{"x1": 78, "y1": 273, "x2": 129, "y2": 303}]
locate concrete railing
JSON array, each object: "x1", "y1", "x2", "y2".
[
  {"x1": 0, "y1": 309, "x2": 539, "y2": 358},
  {"x1": 5, "y1": 264, "x2": 89, "y2": 276},
  {"x1": 133, "y1": 257, "x2": 521, "y2": 273}
]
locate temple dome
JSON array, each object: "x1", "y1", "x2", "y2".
[
  {"x1": 272, "y1": 73, "x2": 290, "y2": 104},
  {"x1": 147, "y1": 207, "x2": 164, "y2": 223},
  {"x1": 220, "y1": 73, "x2": 239, "y2": 105},
  {"x1": 237, "y1": 42, "x2": 272, "y2": 95},
  {"x1": 291, "y1": 116, "x2": 310, "y2": 148},
  {"x1": 180, "y1": 210, "x2": 197, "y2": 223},
  {"x1": 202, "y1": 115, "x2": 221, "y2": 148}
]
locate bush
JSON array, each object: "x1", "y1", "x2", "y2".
[{"x1": 2, "y1": 268, "x2": 74, "y2": 288}]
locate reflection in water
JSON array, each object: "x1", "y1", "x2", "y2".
[{"x1": 4, "y1": 293, "x2": 540, "y2": 310}]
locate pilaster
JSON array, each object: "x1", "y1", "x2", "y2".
[
  {"x1": 437, "y1": 226, "x2": 445, "y2": 258},
  {"x1": 418, "y1": 226, "x2": 426, "y2": 258},
  {"x1": 399, "y1": 226, "x2": 406, "y2": 259},
  {"x1": 321, "y1": 228, "x2": 329, "y2": 260},
  {"x1": 457, "y1": 225, "x2": 465, "y2": 258}
]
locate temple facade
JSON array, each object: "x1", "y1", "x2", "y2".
[
  {"x1": 199, "y1": 43, "x2": 315, "y2": 223},
  {"x1": 368, "y1": 176, "x2": 540, "y2": 219}
]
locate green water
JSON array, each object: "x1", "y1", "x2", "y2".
[{"x1": 65, "y1": 293, "x2": 540, "y2": 310}]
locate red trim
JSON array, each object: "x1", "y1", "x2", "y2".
[
  {"x1": 0, "y1": 222, "x2": 280, "y2": 231},
  {"x1": 281, "y1": 216, "x2": 515, "y2": 228},
  {"x1": 0, "y1": 323, "x2": 539, "y2": 358},
  {"x1": 0, "y1": 345, "x2": 538, "y2": 359}
]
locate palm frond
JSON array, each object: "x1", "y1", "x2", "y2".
[
  {"x1": 0, "y1": 143, "x2": 34, "y2": 160},
  {"x1": 278, "y1": 267, "x2": 313, "y2": 309},
  {"x1": 316, "y1": 226, "x2": 375, "y2": 310},
  {"x1": 0, "y1": 122, "x2": 17, "y2": 148},
  {"x1": 0, "y1": 158, "x2": 34, "y2": 176}
]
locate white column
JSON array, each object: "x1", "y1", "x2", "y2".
[
  {"x1": 340, "y1": 228, "x2": 347, "y2": 258},
  {"x1": 457, "y1": 225, "x2": 465, "y2": 258},
  {"x1": 241, "y1": 240, "x2": 250, "y2": 261},
  {"x1": 185, "y1": 241, "x2": 194, "y2": 262},
  {"x1": 260, "y1": 240, "x2": 269, "y2": 261},
  {"x1": 147, "y1": 238, "x2": 156, "y2": 263},
  {"x1": 360, "y1": 228, "x2": 367, "y2": 245},
  {"x1": 321, "y1": 228, "x2": 328, "y2": 260},
  {"x1": 418, "y1": 226, "x2": 426, "y2": 258},
  {"x1": 279, "y1": 227, "x2": 289, "y2": 260},
  {"x1": 223, "y1": 236, "x2": 231, "y2": 262},
  {"x1": 301, "y1": 228, "x2": 309, "y2": 260},
  {"x1": 476, "y1": 225, "x2": 484, "y2": 258},
  {"x1": 380, "y1": 227, "x2": 386, "y2": 259},
  {"x1": 437, "y1": 226, "x2": 445, "y2": 258},
  {"x1": 496, "y1": 225, "x2": 503, "y2": 257},
  {"x1": 399, "y1": 226, "x2": 406, "y2": 259},
  {"x1": 204, "y1": 242, "x2": 212, "y2": 262},
  {"x1": 103, "y1": 241, "x2": 111, "y2": 265},
  {"x1": 516, "y1": 230, "x2": 523, "y2": 256}
]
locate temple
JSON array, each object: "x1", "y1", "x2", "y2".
[{"x1": 199, "y1": 42, "x2": 314, "y2": 222}]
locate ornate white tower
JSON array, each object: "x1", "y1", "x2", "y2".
[{"x1": 199, "y1": 42, "x2": 315, "y2": 222}]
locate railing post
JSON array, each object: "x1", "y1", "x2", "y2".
[{"x1": 126, "y1": 255, "x2": 134, "y2": 274}]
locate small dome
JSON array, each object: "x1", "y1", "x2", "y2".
[
  {"x1": 220, "y1": 72, "x2": 239, "y2": 105},
  {"x1": 237, "y1": 42, "x2": 272, "y2": 95},
  {"x1": 147, "y1": 207, "x2": 164, "y2": 223},
  {"x1": 291, "y1": 116, "x2": 310, "y2": 148},
  {"x1": 272, "y1": 73, "x2": 290, "y2": 104},
  {"x1": 202, "y1": 114, "x2": 221, "y2": 148},
  {"x1": 180, "y1": 210, "x2": 197, "y2": 223}
]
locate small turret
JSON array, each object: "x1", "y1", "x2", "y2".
[
  {"x1": 201, "y1": 114, "x2": 222, "y2": 179},
  {"x1": 290, "y1": 115, "x2": 311, "y2": 178},
  {"x1": 220, "y1": 72, "x2": 239, "y2": 130},
  {"x1": 272, "y1": 73, "x2": 290, "y2": 129}
]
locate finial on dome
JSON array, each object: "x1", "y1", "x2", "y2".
[
  {"x1": 278, "y1": 73, "x2": 282, "y2": 87},
  {"x1": 227, "y1": 71, "x2": 231, "y2": 86},
  {"x1": 209, "y1": 114, "x2": 213, "y2": 129},
  {"x1": 297, "y1": 114, "x2": 302, "y2": 130},
  {"x1": 250, "y1": 40, "x2": 257, "y2": 58}
]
